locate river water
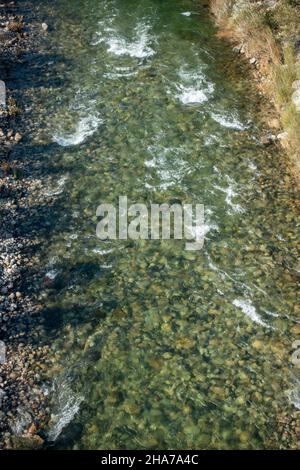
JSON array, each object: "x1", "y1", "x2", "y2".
[{"x1": 23, "y1": 0, "x2": 299, "y2": 449}]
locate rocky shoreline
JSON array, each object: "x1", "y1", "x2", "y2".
[
  {"x1": 207, "y1": 0, "x2": 300, "y2": 449},
  {"x1": 0, "y1": 1, "x2": 50, "y2": 449},
  {"x1": 208, "y1": 0, "x2": 300, "y2": 184}
]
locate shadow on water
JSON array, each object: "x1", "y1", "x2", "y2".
[{"x1": 1, "y1": 52, "x2": 71, "y2": 92}]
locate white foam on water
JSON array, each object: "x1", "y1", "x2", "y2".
[
  {"x1": 179, "y1": 88, "x2": 208, "y2": 105},
  {"x1": 203, "y1": 135, "x2": 219, "y2": 146},
  {"x1": 181, "y1": 12, "x2": 192, "y2": 16},
  {"x1": 107, "y1": 35, "x2": 154, "y2": 58},
  {"x1": 174, "y1": 68, "x2": 214, "y2": 105},
  {"x1": 91, "y1": 7, "x2": 120, "y2": 46},
  {"x1": 187, "y1": 220, "x2": 218, "y2": 241},
  {"x1": 207, "y1": 254, "x2": 218, "y2": 272},
  {"x1": 104, "y1": 66, "x2": 138, "y2": 79},
  {"x1": 233, "y1": 298, "x2": 270, "y2": 328},
  {"x1": 215, "y1": 182, "x2": 243, "y2": 213},
  {"x1": 69, "y1": 233, "x2": 78, "y2": 240},
  {"x1": 92, "y1": 247, "x2": 114, "y2": 255},
  {"x1": 53, "y1": 115, "x2": 102, "y2": 147},
  {"x1": 264, "y1": 309, "x2": 280, "y2": 318},
  {"x1": 211, "y1": 112, "x2": 247, "y2": 130},
  {"x1": 47, "y1": 379, "x2": 84, "y2": 442},
  {"x1": 44, "y1": 175, "x2": 68, "y2": 197},
  {"x1": 213, "y1": 172, "x2": 244, "y2": 214},
  {"x1": 45, "y1": 269, "x2": 58, "y2": 281},
  {"x1": 145, "y1": 144, "x2": 191, "y2": 189},
  {"x1": 94, "y1": 21, "x2": 155, "y2": 59},
  {"x1": 92, "y1": 24, "x2": 115, "y2": 46},
  {"x1": 184, "y1": 206, "x2": 219, "y2": 243}
]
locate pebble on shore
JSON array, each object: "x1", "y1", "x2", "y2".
[{"x1": 0, "y1": 3, "x2": 50, "y2": 450}]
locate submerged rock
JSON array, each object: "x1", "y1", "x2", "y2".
[{"x1": 11, "y1": 434, "x2": 44, "y2": 450}]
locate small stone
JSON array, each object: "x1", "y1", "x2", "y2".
[
  {"x1": 235, "y1": 396, "x2": 245, "y2": 405},
  {"x1": 292, "y1": 80, "x2": 300, "y2": 90},
  {"x1": 14, "y1": 132, "x2": 22, "y2": 143},
  {"x1": 250, "y1": 57, "x2": 257, "y2": 64},
  {"x1": 252, "y1": 339, "x2": 263, "y2": 350},
  {"x1": 41, "y1": 23, "x2": 48, "y2": 32},
  {"x1": 175, "y1": 336, "x2": 195, "y2": 350},
  {"x1": 28, "y1": 423, "x2": 37, "y2": 435},
  {"x1": 277, "y1": 131, "x2": 288, "y2": 141},
  {"x1": 208, "y1": 308, "x2": 221, "y2": 316},
  {"x1": 211, "y1": 386, "x2": 224, "y2": 398},
  {"x1": 261, "y1": 134, "x2": 274, "y2": 146},
  {"x1": 291, "y1": 324, "x2": 300, "y2": 335}
]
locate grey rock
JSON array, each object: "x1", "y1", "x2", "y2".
[
  {"x1": 292, "y1": 88, "x2": 300, "y2": 111},
  {"x1": 277, "y1": 131, "x2": 289, "y2": 141},
  {"x1": 292, "y1": 80, "x2": 300, "y2": 90},
  {"x1": 0, "y1": 80, "x2": 6, "y2": 109}
]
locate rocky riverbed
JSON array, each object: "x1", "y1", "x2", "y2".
[
  {"x1": 0, "y1": 1, "x2": 50, "y2": 449},
  {"x1": 0, "y1": 0, "x2": 300, "y2": 451}
]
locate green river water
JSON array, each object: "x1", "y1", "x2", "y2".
[{"x1": 24, "y1": 0, "x2": 299, "y2": 449}]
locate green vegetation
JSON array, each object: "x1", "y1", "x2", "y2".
[{"x1": 210, "y1": 0, "x2": 300, "y2": 179}]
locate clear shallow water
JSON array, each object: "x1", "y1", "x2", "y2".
[{"x1": 25, "y1": 0, "x2": 299, "y2": 449}]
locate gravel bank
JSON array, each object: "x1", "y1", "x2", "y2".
[{"x1": 0, "y1": 0, "x2": 50, "y2": 449}]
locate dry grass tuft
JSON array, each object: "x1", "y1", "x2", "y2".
[
  {"x1": 210, "y1": 0, "x2": 235, "y2": 25},
  {"x1": 230, "y1": 3, "x2": 281, "y2": 65},
  {"x1": 273, "y1": 46, "x2": 299, "y2": 105}
]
